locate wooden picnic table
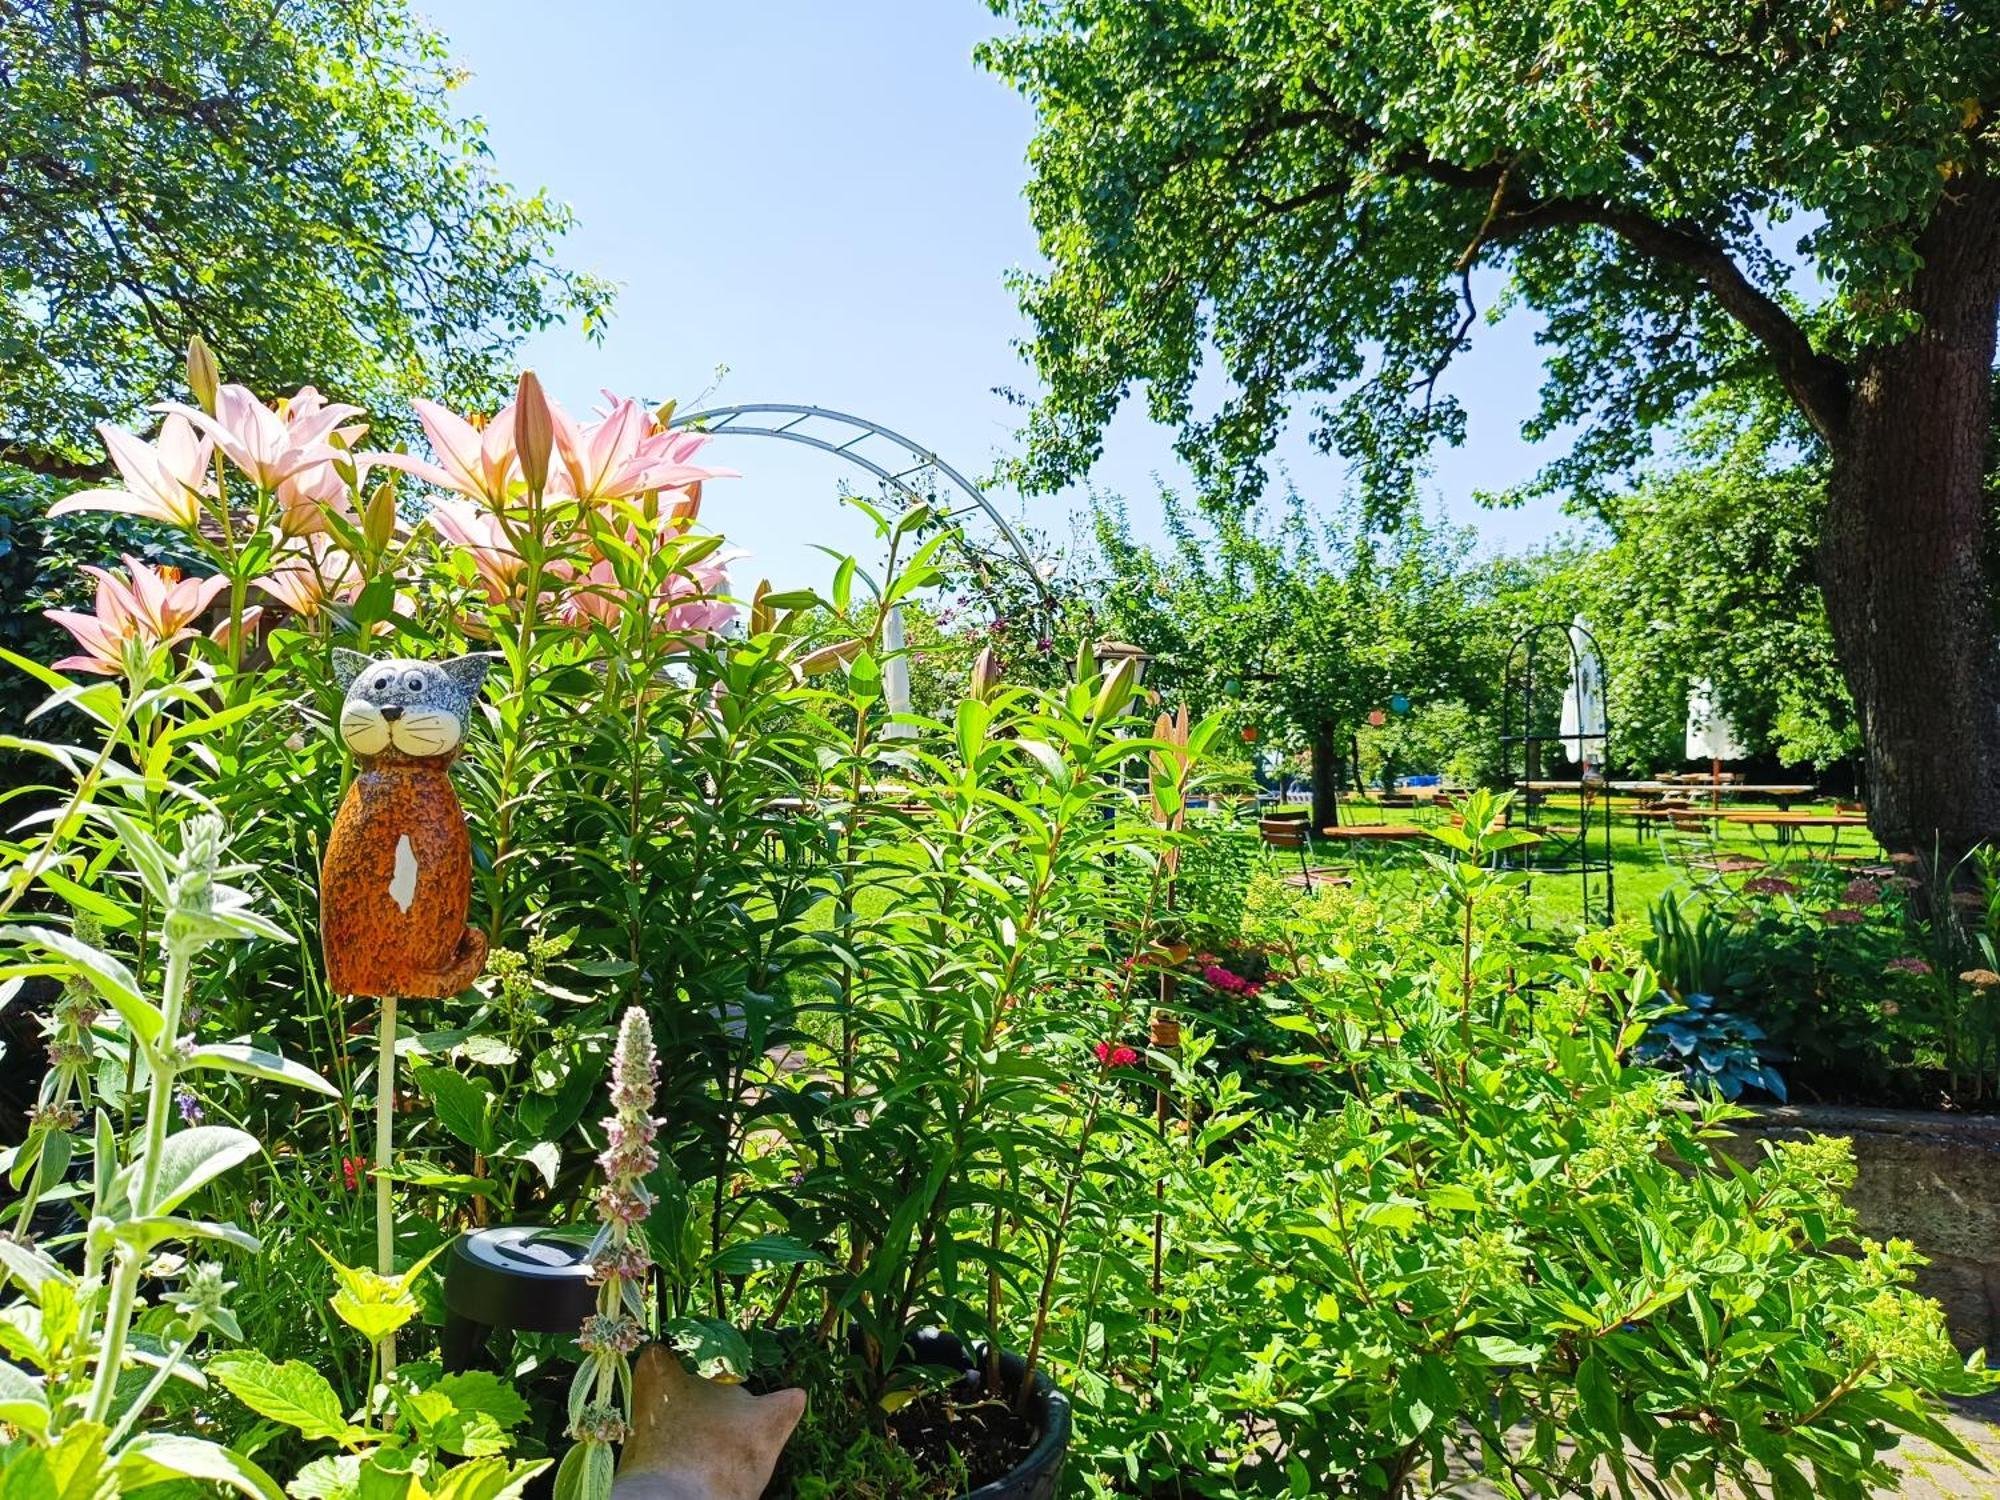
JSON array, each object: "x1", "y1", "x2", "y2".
[
  {"x1": 1318, "y1": 824, "x2": 1429, "y2": 841},
  {"x1": 1722, "y1": 811, "x2": 1868, "y2": 826},
  {"x1": 1517, "y1": 779, "x2": 1817, "y2": 796}
]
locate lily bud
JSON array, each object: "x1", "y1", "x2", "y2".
[
  {"x1": 970, "y1": 645, "x2": 1001, "y2": 703},
  {"x1": 796, "y1": 637, "x2": 865, "y2": 677},
  {"x1": 750, "y1": 579, "x2": 774, "y2": 639},
  {"x1": 186, "y1": 335, "x2": 220, "y2": 416},
  {"x1": 514, "y1": 369, "x2": 554, "y2": 494},
  {"x1": 363, "y1": 480, "x2": 398, "y2": 552},
  {"x1": 1092, "y1": 656, "x2": 1138, "y2": 723}
]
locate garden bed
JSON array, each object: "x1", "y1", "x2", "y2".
[{"x1": 1723, "y1": 1103, "x2": 2000, "y2": 1352}]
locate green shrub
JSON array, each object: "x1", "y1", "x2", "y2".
[{"x1": 1050, "y1": 797, "x2": 1993, "y2": 1498}]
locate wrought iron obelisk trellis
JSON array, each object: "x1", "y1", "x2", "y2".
[{"x1": 1499, "y1": 621, "x2": 1615, "y2": 926}]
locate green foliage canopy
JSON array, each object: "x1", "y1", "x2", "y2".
[
  {"x1": 1090, "y1": 492, "x2": 1485, "y2": 755},
  {"x1": 1579, "y1": 441, "x2": 1855, "y2": 770},
  {"x1": 0, "y1": 0, "x2": 612, "y2": 471},
  {"x1": 980, "y1": 0, "x2": 1995, "y2": 503}
]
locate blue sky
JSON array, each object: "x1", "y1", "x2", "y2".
[{"x1": 418, "y1": 1, "x2": 1580, "y2": 591}]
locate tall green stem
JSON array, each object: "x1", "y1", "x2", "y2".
[{"x1": 85, "y1": 940, "x2": 190, "y2": 1424}]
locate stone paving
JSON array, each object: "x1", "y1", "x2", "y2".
[{"x1": 1443, "y1": 1398, "x2": 2000, "y2": 1498}]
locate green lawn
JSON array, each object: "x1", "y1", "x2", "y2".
[{"x1": 1253, "y1": 792, "x2": 1882, "y2": 934}]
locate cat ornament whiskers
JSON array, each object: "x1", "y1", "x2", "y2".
[{"x1": 322, "y1": 650, "x2": 494, "y2": 998}]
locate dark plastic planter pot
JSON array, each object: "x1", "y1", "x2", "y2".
[{"x1": 900, "y1": 1330, "x2": 1073, "y2": 1500}]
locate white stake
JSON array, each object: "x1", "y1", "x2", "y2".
[{"x1": 376, "y1": 992, "x2": 399, "y2": 1376}]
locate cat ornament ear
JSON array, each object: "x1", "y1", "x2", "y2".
[
  {"x1": 320, "y1": 650, "x2": 497, "y2": 1000},
  {"x1": 611, "y1": 1344, "x2": 805, "y2": 1500}
]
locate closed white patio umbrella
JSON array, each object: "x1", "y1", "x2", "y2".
[
  {"x1": 1558, "y1": 615, "x2": 1606, "y2": 766},
  {"x1": 1686, "y1": 679, "x2": 1744, "y2": 761}
]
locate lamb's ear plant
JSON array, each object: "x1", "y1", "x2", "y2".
[
  {"x1": 556, "y1": 1006, "x2": 661, "y2": 1500},
  {"x1": 0, "y1": 812, "x2": 335, "y2": 1497}
]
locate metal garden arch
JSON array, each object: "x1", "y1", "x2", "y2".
[{"x1": 674, "y1": 403, "x2": 1056, "y2": 609}]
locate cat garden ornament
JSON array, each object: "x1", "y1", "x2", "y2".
[
  {"x1": 322, "y1": 649, "x2": 494, "y2": 997},
  {"x1": 320, "y1": 648, "x2": 495, "y2": 1371}
]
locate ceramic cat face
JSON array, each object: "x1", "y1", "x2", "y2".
[{"x1": 332, "y1": 650, "x2": 494, "y2": 760}]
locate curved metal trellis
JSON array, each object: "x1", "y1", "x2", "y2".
[
  {"x1": 1500, "y1": 620, "x2": 1616, "y2": 927},
  {"x1": 674, "y1": 403, "x2": 1055, "y2": 608}
]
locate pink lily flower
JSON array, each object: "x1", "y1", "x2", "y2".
[
  {"x1": 552, "y1": 394, "x2": 733, "y2": 503},
  {"x1": 211, "y1": 605, "x2": 265, "y2": 658},
  {"x1": 159, "y1": 383, "x2": 360, "y2": 492},
  {"x1": 557, "y1": 555, "x2": 624, "y2": 629},
  {"x1": 428, "y1": 497, "x2": 526, "y2": 603},
  {"x1": 48, "y1": 414, "x2": 214, "y2": 529},
  {"x1": 654, "y1": 551, "x2": 737, "y2": 640},
  {"x1": 254, "y1": 535, "x2": 364, "y2": 619},
  {"x1": 375, "y1": 399, "x2": 521, "y2": 508},
  {"x1": 275, "y1": 453, "x2": 364, "y2": 538},
  {"x1": 46, "y1": 556, "x2": 228, "y2": 676}
]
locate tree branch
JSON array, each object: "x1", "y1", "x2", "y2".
[
  {"x1": 1254, "y1": 91, "x2": 1853, "y2": 442},
  {"x1": 0, "y1": 438, "x2": 107, "y2": 482},
  {"x1": 1485, "y1": 196, "x2": 1850, "y2": 441}
]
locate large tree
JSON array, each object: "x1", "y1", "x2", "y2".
[
  {"x1": 981, "y1": 0, "x2": 2000, "y2": 853},
  {"x1": 0, "y1": 0, "x2": 611, "y2": 473}
]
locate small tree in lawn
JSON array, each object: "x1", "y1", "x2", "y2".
[{"x1": 1092, "y1": 491, "x2": 1480, "y2": 829}]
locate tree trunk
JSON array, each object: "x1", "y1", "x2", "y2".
[
  {"x1": 1310, "y1": 720, "x2": 1339, "y2": 831},
  {"x1": 1818, "y1": 181, "x2": 2000, "y2": 858}
]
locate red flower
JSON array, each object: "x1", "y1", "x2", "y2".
[
  {"x1": 341, "y1": 1155, "x2": 369, "y2": 1192},
  {"x1": 1095, "y1": 1041, "x2": 1141, "y2": 1069}
]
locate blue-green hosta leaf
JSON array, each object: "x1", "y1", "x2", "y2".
[
  {"x1": 116, "y1": 1434, "x2": 283, "y2": 1500},
  {"x1": 185, "y1": 1043, "x2": 340, "y2": 1097}
]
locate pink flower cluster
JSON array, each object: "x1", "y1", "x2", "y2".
[
  {"x1": 1884, "y1": 957, "x2": 1934, "y2": 976},
  {"x1": 1202, "y1": 963, "x2": 1262, "y2": 998},
  {"x1": 1095, "y1": 1041, "x2": 1141, "y2": 1070},
  {"x1": 397, "y1": 389, "x2": 736, "y2": 642},
  {"x1": 46, "y1": 556, "x2": 227, "y2": 676},
  {"x1": 1742, "y1": 875, "x2": 1799, "y2": 897},
  {"x1": 1841, "y1": 877, "x2": 1883, "y2": 908},
  {"x1": 572, "y1": 1006, "x2": 662, "y2": 1457},
  {"x1": 589, "y1": 1006, "x2": 661, "y2": 1277}
]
